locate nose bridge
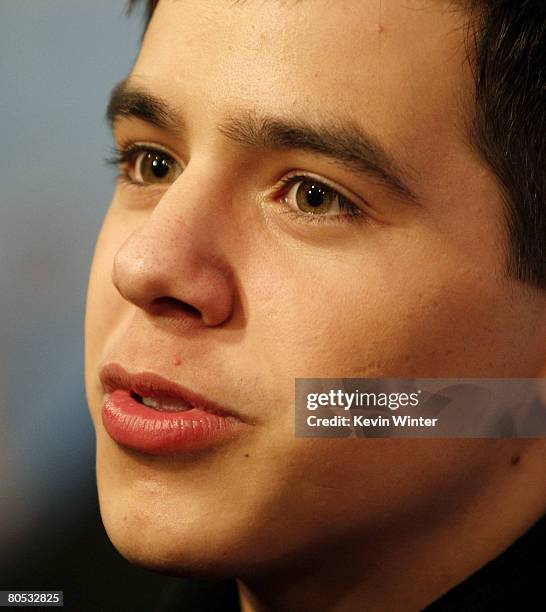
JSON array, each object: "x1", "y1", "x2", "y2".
[{"x1": 112, "y1": 175, "x2": 235, "y2": 327}]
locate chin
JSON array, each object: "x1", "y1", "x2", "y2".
[
  {"x1": 96, "y1": 476, "x2": 257, "y2": 580},
  {"x1": 101, "y1": 503, "x2": 240, "y2": 579}
]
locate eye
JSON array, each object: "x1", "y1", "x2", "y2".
[
  {"x1": 130, "y1": 149, "x2": 182, "y2": 185},
  {"x1": 109, "y1": 145, "x2": 183, "y2": 186},
  {"x1": 281, "y1": 177, "x2": 361, "y2": 218}
]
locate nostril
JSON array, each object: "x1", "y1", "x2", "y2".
[{"x1": 151, "y1": 296, "x2": 202, "y2": 318}]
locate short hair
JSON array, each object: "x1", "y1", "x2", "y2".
[{"x1": 127, "y1": 0, "x2": 545, "y2": 288}]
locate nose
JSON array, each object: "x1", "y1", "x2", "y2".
[{"x1": 111, "y1": 181, "x2": 235, "y2": 328}]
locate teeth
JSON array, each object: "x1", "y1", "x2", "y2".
[
  {"x1": 134, "y1": 392, "x2": 226, "y2": 415},
  {"x1": 139, "y1": 395, "x2": 193, "y2": 412},
  {"x1": 142, "y1": 396, "x2": 161, "y2": 409}
]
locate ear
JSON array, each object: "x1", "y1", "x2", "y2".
[
  {"x1": 535, "y1": 304, "x2": 546, "y2": 378},
  {"x1": 538, "y1": 357, "x2": 546, "y2": 405},
  {"x1": 539, "y1": 330, "x2": 546, "y2": 377}
]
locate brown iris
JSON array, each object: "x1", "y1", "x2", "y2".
[
  {"x1": 295, "y1": 180, "x2": 336, "y2": 214},
  {"x1": 136, "y1": 151, "x2": 178, "y2": 184}
]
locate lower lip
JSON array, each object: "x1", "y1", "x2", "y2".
[{"x1": 101, "y1": 389, "x2": 245, "y2": 455}]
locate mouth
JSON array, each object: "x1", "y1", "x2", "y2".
[
  {"x1": 126, "y1": 387, "x2": 239, "y2": 418},
  {"x1": 129, "y1": 390, "x2": 192, "y2": 411},
  {"x1": 98, "y1": 363, "x2": 246, "y2": 455}
]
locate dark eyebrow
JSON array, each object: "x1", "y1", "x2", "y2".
[
  {"x1": 107, "y1": 80, "x2": 418, "y2": 203},
  {"x1": 219, "y1": 112, "x2": 419, "y2": 203},
  {"x1": 106, "y1": 78, "x2": 183, "y2": 133}
]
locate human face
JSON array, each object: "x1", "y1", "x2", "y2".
[{"x1": 85, "y1": 0, "x2": 546, "y2": 576}]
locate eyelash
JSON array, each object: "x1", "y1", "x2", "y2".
[
  {"x1": 275, "y1": 175, "x2": 363, "y2": 225},
  {"x1": 105, "y1": 143, "x2": 171, "y2": 187},
  {"x1": 105, "y1": 144, "x2": 365, "y2": 225}
]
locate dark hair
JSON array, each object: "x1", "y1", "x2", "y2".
[
  {"x1": 127, "y1": 0, "x2": 545, "y2": 288},
  {"x1": 128, "y1": 0, "x2": 158, "y2": 23}
]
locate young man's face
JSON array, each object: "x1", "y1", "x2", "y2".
[{"x1": 85, "y1": 0, "x2": 546, "y2": 575}]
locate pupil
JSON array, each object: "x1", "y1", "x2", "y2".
[
  {"x1": 151, "y1": 155, "x2": 170, "y2": 179},
  {"x1": 306, "y1": 183, "x2": 325, "y2": 207}
]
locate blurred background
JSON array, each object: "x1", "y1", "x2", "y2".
[{"x1": 0, "y1": 2, "x2": 185, "y2": 608}]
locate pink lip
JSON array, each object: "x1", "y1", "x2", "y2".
[{"x1": 99, "y1": 363, "x2": 247, "y2": 455}]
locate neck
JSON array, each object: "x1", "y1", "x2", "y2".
[{"x1": 238, "y1": 440, "x2": 546, "y2": 612}]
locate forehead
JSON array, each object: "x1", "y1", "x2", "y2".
[
  {"x1": 133, "y1": 0, "x2": 471, "y2": 167},
  {"x1": 137, "y1": 1, "x2": 468, "y2": 97}
]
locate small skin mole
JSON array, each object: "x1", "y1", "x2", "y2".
[
  {"x1": 173, "y1": 357, "x2": 181, "y2": 366},
  {"x1": 244, "y1": 453, "x2": 249, "y2": 458},
  {"x1": 510, "y1": 455, "x2": 521, "y2": 466},
  {"x1": 376, "y1": 24, "x2": 385, "y2": 33}
]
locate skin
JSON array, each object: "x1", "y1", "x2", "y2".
[{"x1": 85, "y1": 1, "x2": 546, "y2": 610}]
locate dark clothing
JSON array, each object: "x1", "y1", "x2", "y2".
[
  {"x1": 155, "y1": 513, "x2": 546, "y2": 611},
  {"x1": 425, "y1": 513, "x2": 546, "y2": 611},
  {"x1": 154, "y1": 579, "x2": 240, "y2": 612}
]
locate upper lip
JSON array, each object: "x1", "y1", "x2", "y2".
[{"x1": 99, "y1": 362, "x2": 242, "y2": 420}]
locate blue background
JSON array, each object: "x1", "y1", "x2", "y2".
[{"x1": 0, "y1": 2, "x2": 184, "y2": 607}]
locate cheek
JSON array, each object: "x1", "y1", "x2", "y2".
[{"x1": 242, "y1": 241, "x2": 510, "y2": 379}]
